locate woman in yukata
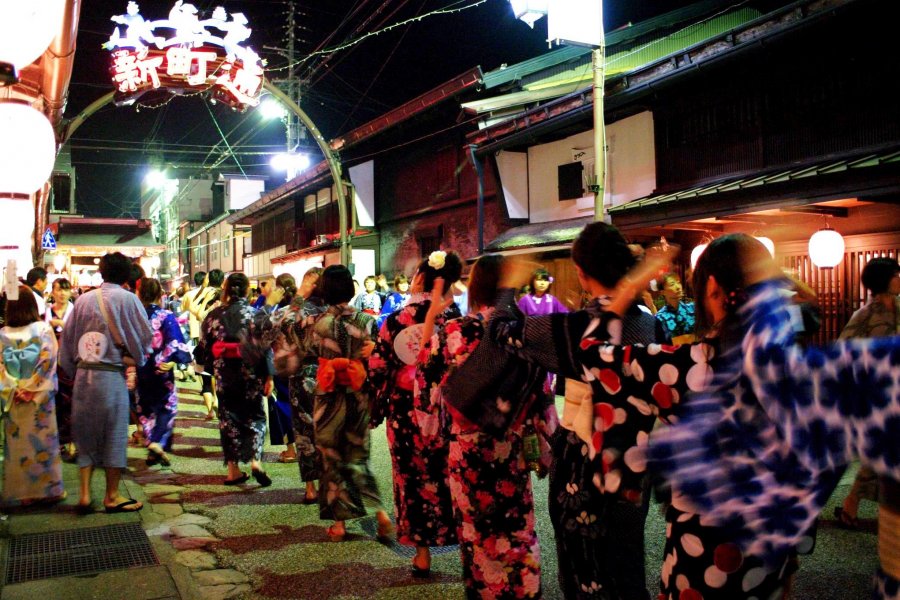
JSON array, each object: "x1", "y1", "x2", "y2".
[
  {"x1": 368, "y1": 251, "x2": 462, "y2": 576},
  {"x1": 418, "y1": 254, "x2": 558, "y2": 598},
  {"x1": 299, "y1": 265, "x2": 393, "y2": 541},
  {"x1": 136, "y1": 278, "x2": 192, "y2": 467},
  {"x1": 517, "y1": 268, "x2": 568, "y2": 317},
  {"x1": 376, "y1": 273, "x2": 410, "y2": 328},
  {"x1": 0, "y1": 286, "x2": 65, "y2": 507},
  {"x1": 198, "y1": 272, "x2": 273, "y2": 487},
  {"x1": 489, "y1": 233, "x2": 900, "y2": 600}
]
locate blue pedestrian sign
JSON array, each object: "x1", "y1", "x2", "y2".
[{"x1": 41, "y1": 228, "x2": 57, "y2": 251}]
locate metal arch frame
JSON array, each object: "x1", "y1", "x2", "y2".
[{"x1": 59, "y1": 80, "x2": 351, "y2": 265}]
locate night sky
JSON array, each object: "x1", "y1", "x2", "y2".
[{"x1": 69, "y1": 0, "x2": 696, "y2": 217}]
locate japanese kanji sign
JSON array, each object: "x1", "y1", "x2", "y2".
[{"x1": 105, "y1": 2, "x2": 263, "y2": 110}]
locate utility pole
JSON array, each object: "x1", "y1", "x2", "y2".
[{"x1": 266, "y1": 1, "x2": 308, "y2": 154}]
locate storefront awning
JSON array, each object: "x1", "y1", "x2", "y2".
[{"x1": 485, "y1": 216, "x2": 593, "y2": 253}]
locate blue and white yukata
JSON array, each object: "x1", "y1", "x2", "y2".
[
  {"x1": 59, "y1": 283, "x2": 152, "y2": 469},
  {"x1": 136, "y1": 304, "x2": 191, "y2": 450}
]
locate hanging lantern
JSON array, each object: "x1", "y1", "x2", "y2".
[
  {"x1": 509, "y1": 0, "x2": 548, "y2": 28},
  {"x1": 0, "y1": 0, "x2": 66, "y2": 84},
  {"x1": 754, "y1": 236, "x2": 775, "y2": 258},
  {"x1": 0, "y1": 102, "x2": 57, "y2": 195},
  {"x1": 690, "y1": 243, "x2": 708, "y2": 270},
  {"x1": 53, "y1": 252, "x2": 66, "y2": 272},
  {"x1": 0, "y1": 197, "x2": 36, "y2": 270},
  {"x1": 808, "y1": 227, "x2": 845, "y2": 269}
]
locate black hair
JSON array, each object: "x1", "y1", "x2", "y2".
[
  {"x1": 223, "y1": 272, "x2": 250, "y2": 303},
  {"x1": 861, "y1": 257, "x2": 900, "y2": 295},
  {"x1": 53, "y1": 278, "x2": 71, "y2": 291},
  {"x1": 468, "y1": 254, "x2": 504, "y2": 311},
  {"x1": 393, "y1": 274, "x2": 409, "y2": 288},
  {"x1": 128, "y1": 262, "x2": 145, "y2": 291},
  {"x1": 193, "y1": 271, "x2": 206, "y2": 286},
  {"x1": 571, "y1": 223, "x2": 635, "y2": 288},
  {"x1": 416, "y1": 251, "x2": 463, "y2": 292},
  {"x1": 26, "y1": 268, "x2": 47, "y2": 287},
  {"x1": 207, "y1": 269, "x2": 225, "y2": 287},
  {"x1": 530, "y1": 268, "x2": 552, "y2": 292},
  {"x1": 321, "y1": 265, "x2": 355, "y2": 305},
  {"x1": 692, "y1": 233, "x2": 774, "y2": 335},
  {"x1": 275, "y1": 273, "x2": 297, "y2": 305},
  {"x1": 5, "y1": 285, "x2": 40, "y2": 327},
  {"x1": 99, "y1": 252, "x2": 132, "y2": 285},
  {"x1": 139, "y1": 277, "x2": 163, "y2": 306}
]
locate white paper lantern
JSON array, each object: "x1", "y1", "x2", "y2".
[
  {"x1": 0, "y1": 197, "x2": 35, "y2": 270},
  {"x1": 690, "y1": 243, "x2": 708, "y2": 269},
  {"x1": 808, "y1": 228, "x2": 845, "y2": 269},
  {"x1": 0, "y1": 102, "x2": 57, "y2": 195},
  {"x1": 509, "y1": 0, "x2": 548, "y2": 27},
  {"x1": 0, "y1": 0, "x2": 66, "y2": 75},
  {"x1": 754, "y1": 236, "x2": 775, "y2": 258}
]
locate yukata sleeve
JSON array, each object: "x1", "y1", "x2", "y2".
[
  {"x1": 122, "y1": 293, "x2": 153, "y2": 367},
  {"x1": 59, "y1": 303, "x2": 79, "y2": 375},
  {"x1": 490, "y1": 288, "x2": 586, "y2": 378},
  {"x1": 160, "y1": 313, "x2": 192, "y2": 365},
  {"x1": 366, "y1": 318, "x2": 396, "y2": 426},
  {"x1": 745, "y1": 333, "x2": 900, "y2": 479}
]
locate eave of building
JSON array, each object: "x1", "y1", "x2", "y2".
[
  {"x1": 186, "y1": 210, "x2": 248, "y2": 240},
  {"x1": 608, "y1": 145, "x2": 900, "y2": 231},
  {"x1": 485, "y1": 216, "x2": 594, "y2": 252},
  {"x1": 467, "y1": 0, "x2": 849, "y2": 155}
]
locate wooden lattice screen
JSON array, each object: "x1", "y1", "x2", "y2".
[{"x1": 779, "y1": 236, "x2": 900, "y2": 345}]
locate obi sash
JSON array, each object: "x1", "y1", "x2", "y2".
[
  {"x1": 316, "y1": 357, "x2": 366, "y2": 392},
  {"x1": 211, "y1": 341, "x2": 242, "y2": 360}
]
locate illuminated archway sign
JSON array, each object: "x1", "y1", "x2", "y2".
[{"x1": 105, "y1": 1, "x2": 263, "y2": 109}]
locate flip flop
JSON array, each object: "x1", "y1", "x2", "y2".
[
  {"x1": 104, "y1": 498, "x2": 143, "y2": 513},
  {"x1": 277, "y1": 453, "x2": 298, "y2": 463},
  {"x1": 325, "y1": 524, "x2": 346, "y2": 542},
  {"x1": 74, "y1": 501, "x2": 95, "y2": 515},
  {"x1": 834, "y1": 506, "x2": 860, "y2": 529},
  {"x1": 301, "y1": 494, "x2": 318, "y2": 505},
  {"x1": 224, "y1": 473, "x2": 249, "y2": 486}
]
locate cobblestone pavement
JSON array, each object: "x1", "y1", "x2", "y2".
[{"x1": 127, "y1": 382, "x2": 880, "y2": 600}]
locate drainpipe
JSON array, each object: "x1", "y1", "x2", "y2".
[
  {"x1": 467, "y1": 144, "x2": 485, "y2": 255},
  {"x1": 35, "y1": 0, "x2": 80, "y2": 264}
]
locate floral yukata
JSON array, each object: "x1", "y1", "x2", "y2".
[
  {"x1": 654, "y1": 300, "x2": 696, "y2": 340},
  {"x1": 199, "y1": 299, "x2": 271, "y2": 465},
  {"x1": 136, "y1": 304, "x2": 191, "y2": 450},
  {"x1": 368, "y1": 296, "x2": 459, "y2": 548},
  {"x1": 300, "y1": 304, "x2": 386, "y2": 522},
  {"x1": 253, "y1": 296, "x2": 328, "y2": 483},
  {"x1": 0, "y1": 321, "x2": 65, "y2": 507},
  {"x1": 419, "y1": 310, "x2": 557, "y2": 600}
]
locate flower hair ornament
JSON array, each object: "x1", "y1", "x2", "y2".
[{"x1": 428, "y1": 250, "x2": 447, "y2": 270}]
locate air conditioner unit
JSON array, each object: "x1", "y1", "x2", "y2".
[{"x1": 315, "y1": 234, "x2": 329, "y2": 245}]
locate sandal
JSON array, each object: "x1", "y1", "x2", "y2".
[
  {"x1": 224, "y1": 473, "x2": 249, "y2": 486},
  {"x1": 301, "y1": 493, "x2": 318, "y2": 505},
  {"x1": 325, "y1": 524, "x2": 346, "y2": 542},
  {"x1": 147, "y1": 446, "x2": 171, "y2": 467},
  {"x1": 252, "y1": 469, "x2": 272, "y2": 487},
  {"x1": 278, "y1": 451, "x2": 298, "y2": 463},
  {"x1": 74, "y1": 501, "x2": 95, "y2": 515},
  {"x1": 104, "y1": 498, "x2": 143, "y2": 513},
  {"x1": 376, "y1": 520, "x2": 396, "y2": 543},
  {"x1": 834, "y1": 506, "x2": 860, "y2": 529}
]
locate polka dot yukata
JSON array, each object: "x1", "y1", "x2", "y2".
[{"x1": 492, "y1": 280, "x2": 900, "y2": 599}]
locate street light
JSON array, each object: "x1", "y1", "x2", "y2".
[
  {"x1": 271, "y1": 152, "x2": 310, "y2": 181},
  {"x1": 509, "y1": 0, "x2": 606, "y2": 222},
  {"x1": 145, "y1": 169, "x2": 168, "y2": 189},
  {"x1": 259, "y1": 97, "x2": 287, "y2": 120}
]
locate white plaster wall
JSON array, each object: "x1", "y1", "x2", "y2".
[{"x1": 526, "y1": 111, "x2": 656, "y2": 224}]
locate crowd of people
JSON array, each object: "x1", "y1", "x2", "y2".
[{"x1": 0, "y1": 223, "x2": 898, "y2": 599}]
